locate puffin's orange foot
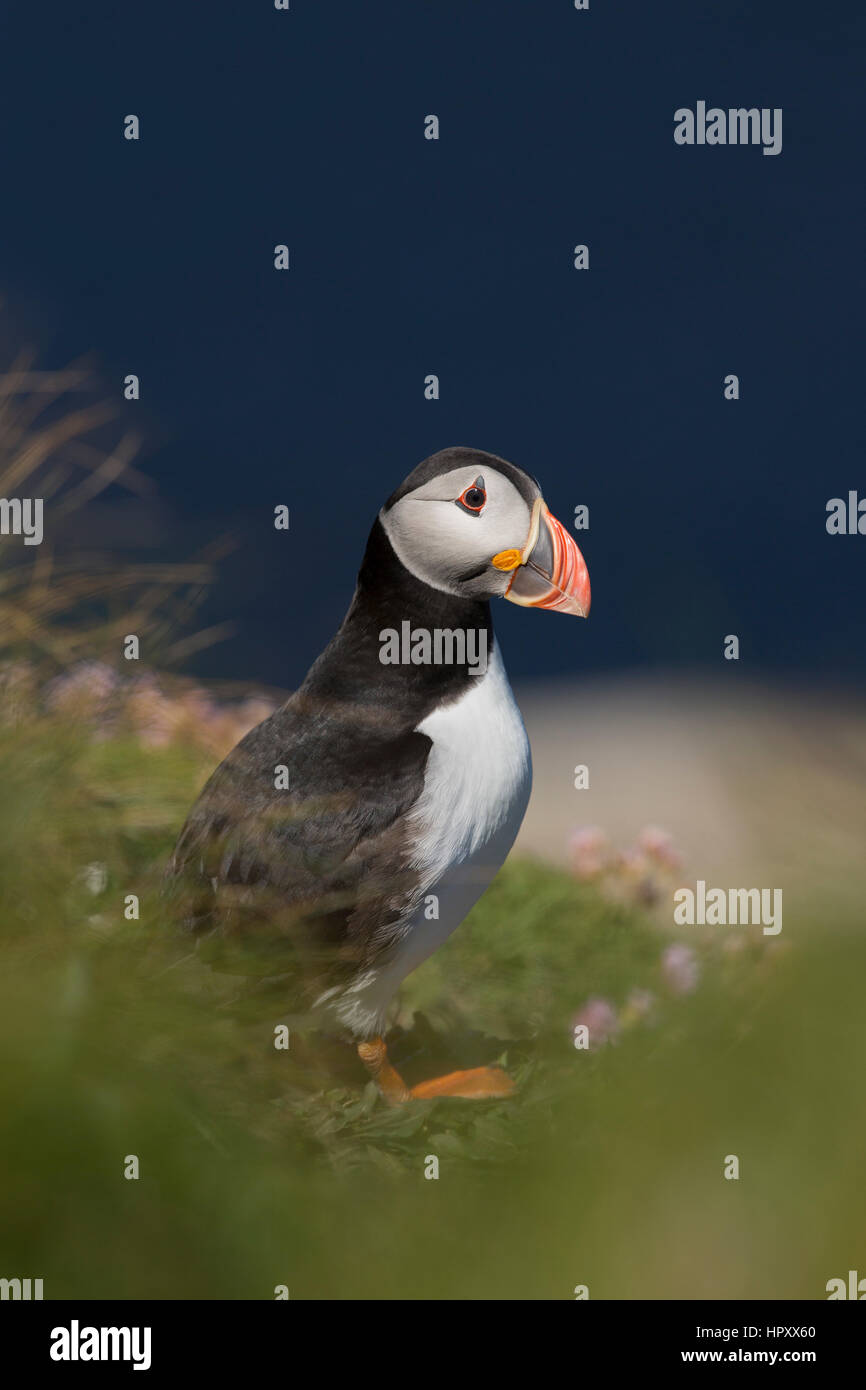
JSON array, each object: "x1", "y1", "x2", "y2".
[
  {"x1": 357, "y1": 1039, "x2": 515, "y2": 1105},
  {"x1": 410, "y1": 1065, "x2": 516, "y2": 1101}
]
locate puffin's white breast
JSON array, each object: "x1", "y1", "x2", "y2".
[
  {"x1": 409, "y1": 638, "x2": 531, "y2": 886},
  {"x1": 374, "y1": 639, "x2": 531, "y2": 989},
  {"x1": 325, "y1": 639, "x2": 531, "y2": 1036}
]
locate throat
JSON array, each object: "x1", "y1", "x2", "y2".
[{"x1": 302, "y1": 518, "x2": 493, "y2": 723}]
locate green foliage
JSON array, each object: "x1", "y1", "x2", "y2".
[{"x1": 0, "y1": 709, "x2": 863, "y2": 1299}]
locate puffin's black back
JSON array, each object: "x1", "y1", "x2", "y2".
[{"x1": 165, "y1": 511, "x2": 494, "y2": 1011}]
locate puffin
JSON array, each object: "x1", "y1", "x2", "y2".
[{"x1": 166, "y1": 447, "x2": 590, "y2": 1104}]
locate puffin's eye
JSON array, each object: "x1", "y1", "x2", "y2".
[{"x1": 456, "y1": 476, "x2": 486, "y2": 515}]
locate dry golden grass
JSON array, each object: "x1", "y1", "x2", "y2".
[{"x1": 0, "y1": 348, "x2": 230, "y2": 670}]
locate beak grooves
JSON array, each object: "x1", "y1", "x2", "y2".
[{"x1": 504, "y1": 502, "x2": 591, "y2": 618}]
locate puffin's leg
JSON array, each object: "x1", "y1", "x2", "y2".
[
  {"x1": 357, "y1": 1037, "x2": 411, "y2": 1106},
  {"x1": 357, "y1": 1038, "x2": 515, "y2": 1105}
]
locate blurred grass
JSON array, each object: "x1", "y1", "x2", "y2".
[
  {"x1": 0, "y1": 351, "x2": 230, "y2": 671},
  {"x1": 1, "y1": 698, "x2": 864, "y2": 1299}
]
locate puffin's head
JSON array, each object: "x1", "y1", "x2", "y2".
[{"x1": 380, "y1": 446, "x2": 590, "y2": 617}]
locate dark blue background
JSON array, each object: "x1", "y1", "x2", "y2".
[{"x1": 0, "y1": 0, "x2": 862, "y2": 687}]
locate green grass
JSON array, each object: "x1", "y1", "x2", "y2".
[{"x1": 0, "y1": 704, "x2": 864, "y2": 1299}]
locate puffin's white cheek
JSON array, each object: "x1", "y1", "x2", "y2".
[
  {"x1": 382, "y1": 504, "x2": 473, "y2": 594},
  {"x1": 380, "y1": 476, "x2": 534, "y2": 597}
]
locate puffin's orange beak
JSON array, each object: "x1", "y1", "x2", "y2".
[{"x1": 494, "y1": 499, "x2": 591, "y2": 618}]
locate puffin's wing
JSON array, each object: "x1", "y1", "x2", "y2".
[{"x1": 165, "y1": 699, "x2": 432, "y2": 995}]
